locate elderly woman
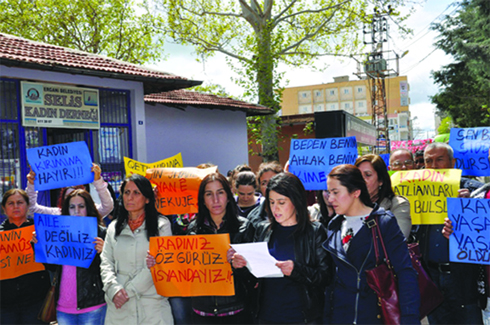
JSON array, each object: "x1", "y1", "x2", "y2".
[
  {"x1": 355, "y1": 154, "x2": 412, "y2": 238},
  {"x1": 1, "y1": 189, "x2": 51, "y2": 324},
  {"x1": 232, "y1": 173, "x2": 330, "y2": 324},
  {"x1": 101, "y1": 174, "x2": 173, "y2": 324}
]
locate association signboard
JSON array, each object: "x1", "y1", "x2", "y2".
[{"x1": 21, "y1": 81, "x2": 100, "y2": 129}]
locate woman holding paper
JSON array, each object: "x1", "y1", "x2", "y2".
[
  {"x1": 26, "y1": 163, "x2": 114, "y2": 218},
  {"x1": 355, "y1": 154, "x2": 412, "y2": 238},
  {"x1": 101, "y1": 174, "x2": 173, "y2": 325},
  {"x1": 32, "y1": 189, "x2": 108, "y2": 324},
  {"x1": 231, "y1": 172, "x2": 330, "y2": 324},
  {"x1": 0, "y1": 189, "x2": 51, "y2": 324}
]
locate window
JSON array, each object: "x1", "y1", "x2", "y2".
[
  {"x1": 344, "y1": 89, "x2": 349, "y2": 94},
  {"x1": 330, "y1": 90, "x2": 335, "y2": 95},
  {"x1": 358, "y1": 102, "x2": 363, "y2": 107},
  {"x1": 316, "y1": 91, "x2": 321, "y2": 97},
  {"x1": 357, "y1": 87, "x2": 363, "y2": 93},
  {"x1": 344, "y1": 103, "x2": 350, "y2": 109}
]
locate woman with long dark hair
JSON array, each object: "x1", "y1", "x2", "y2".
[
  {"x1": 101, "y1": 174, "x2": 173, "y2": 324},
  {"x1": 323, "y1": 164, "x2": 419, "y2": 324},
  {"x1": 355, "y1": 154, "x2": 412, "y2": 238},
  {"x1": 232, "y1": 173, "x2": 330, "y2": 324},
  {"x1": 31, "y1": 189, "x2": 107, "y2": 324},
  {"x1": 188, "y1": 172, "x2": 255, "y2": 324}
]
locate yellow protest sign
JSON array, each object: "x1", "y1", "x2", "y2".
[
  {"x1": 391, "y1": 169, "x2": 461, "y2": 225},
  {"x1": 0, "y1": 225, "x2": 45, "y2": 280},
  {"x1": 124, "y1": 153, "x2": 183, "y2": 177},
  {"x1": 149, "y1": 234, "x2": 234, "y2": 297},
  {"x1": 146, "y1": 166, "x2": 217, "y2": 215}
]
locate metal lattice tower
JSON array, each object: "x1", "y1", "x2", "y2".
[{"x1": 362, "y1": 8, "x2": 392, "y2": 154}]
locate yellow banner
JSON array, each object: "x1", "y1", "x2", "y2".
[
  {"x1": 0, "y1": 225, "x2": 45, "y2": 280},
  {"x1": 391, "y1": 169, "x2": 461, "y2": 225},
  {"x1": 124, "y1": 153, "x2": 183, "y2": 177},
  {"x1": 149, "y1": 234, "x2": 234, "y2": 297},
  {"x1": 146, "y1": 166, "x2": 217, "y2": 215}
]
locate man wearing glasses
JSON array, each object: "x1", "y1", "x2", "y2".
[{"x1": 389, "y1": 148, "x2": 415, "y2": 171}]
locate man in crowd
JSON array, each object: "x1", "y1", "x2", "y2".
[
  {"x1": 389, "y1": 148, "x2": 415, "y2": 171},
  {"x1": 418, "y1": 142, "x2": 484, "y2": 324},
  {"x1": 414, "y1": 150, "x2": 425, "y2": 169}
]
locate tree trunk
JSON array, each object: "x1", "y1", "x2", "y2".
[{"x1": 256, "y1": 23, "x2": 279, "y2": 162}]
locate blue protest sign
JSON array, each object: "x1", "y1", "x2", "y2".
[
  {"x1": 380, "y1": 154, "x2": 390, "y2": 170},
  {"x1": 447, "y1": 198, "x2": 490, "y2": 265},
  {"x1": 288, "y1": 137, "x2": 358, "y2": 190},
  {"x1": 449, "y1": 127, "x2": 490, "y2": 177},
  {"x1": 34, "y1": 213, "x2": 97, "y2": 268},
  {"x1": 27, "y1": 141, "x2": 94, "y2": 191}
]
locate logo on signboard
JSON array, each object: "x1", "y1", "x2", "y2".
[
  {"x1": 24, "y1": 84, "x2": 43, "y2": 104},
  {"x1": 84, "y1": 90, "x2": 98, "y2": 106}
]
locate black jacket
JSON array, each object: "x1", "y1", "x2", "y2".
[
  {"x1": 253, "y1": 221, "x2": 330, "y2": 323},
  {"x1": 50, "y1": 225, "x2": 107, "y2": 310},
  {"x1": 187, "y1": 216, "x2": 255, "y2": 315},
  {"x1": 0, "y1": 218, "x2": 51, "y2": 308}
]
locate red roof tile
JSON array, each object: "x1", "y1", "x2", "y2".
[
  {"x1": 145, "y1": 90, "x2": 273, "y2": 116},
  {"x1": 0, "y1": 33, "x2": 201, "y2": 93}
]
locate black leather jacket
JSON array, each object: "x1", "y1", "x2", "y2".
[
  {"x1": 187, "y1": 216, "x2": 255, "y2": 315},
  {"x1": 253, "y1": 221, "x2": 330, "y2": 322},
  {"x1": 53, "y1": 225, "x2": 107, "y2": 310}
]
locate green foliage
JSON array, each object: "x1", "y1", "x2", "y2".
[
  {"x1": 303, "y1": 121, "x2": 315, "y2": 135},
  {"x1": 430, "y1": 0, "x2": 490, "y2": 127},
  {"x1": 155, "y1": 0, "x2": 415, "y2": 161},
  {"x1": 189, "y1": 82, "x2": 238, "y2": 99},
  {"x1": 437, "y1": 116, "x2": 453, "y2": 135},
  {"x1": 0, "y1": 0, "x2": 165, "y2": 64}
]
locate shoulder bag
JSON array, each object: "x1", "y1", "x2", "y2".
[
  {"x1": 38, "y1": 268, "x2": 59, "y2": 323},
  {"x1": 365, "y1": 217, "x2": 401, "y2": 324}
]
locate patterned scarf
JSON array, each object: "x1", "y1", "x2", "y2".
[{"x1": 128, "y1": 212, "x2": 145, "y2": 232}]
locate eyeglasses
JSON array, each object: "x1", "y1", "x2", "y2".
[{"x1": 392, "y1": 160, "x2": 414, "y2": 168}]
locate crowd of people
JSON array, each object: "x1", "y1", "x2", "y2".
[{"x1": 1, "y1": 141, "x2": 489, "y2": 324}]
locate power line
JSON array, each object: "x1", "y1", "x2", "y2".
[{"x1": 402, "y1": 47, "x2": 439, "y2": 74}]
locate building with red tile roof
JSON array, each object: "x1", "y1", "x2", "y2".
[{"x1": 0, "y1": 33, "x2": 273, "y2": 202}]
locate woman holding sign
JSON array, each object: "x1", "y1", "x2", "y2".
[
  {"x1": 231, "y1": 173, "x2": 330, "y2": 324},
  {"x1": 26, "y1": 163, "x2": 114, "y2": 218},
  {"x1": 355, "y1": 154, "x2": 412, "y2": 238},
  {"x1": 1, "y1": 189, "x2": 51, "y2": 324},
  {"x1": 101, "y1": 174, "x2": 173, "y2": 325},
  {"x1": 323, "y1": 164, "x2": 419, "y2": 324},
  {"x1": 187, "y1": 172, "x2": 255, "y2": 324},
  {"x1": 31, "y1": 189, "x2": 108, "y2": 324}
]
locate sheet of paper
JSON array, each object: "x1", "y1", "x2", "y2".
[{"x1": 230, "y1": 242, "x2": 283, "y2": 278}]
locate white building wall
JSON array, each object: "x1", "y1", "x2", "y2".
[{"x1": 145, "y1": 103, "x2": 249, "y2": 174}]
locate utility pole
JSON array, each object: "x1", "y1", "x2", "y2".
[{"x1": 354, "y1": 5, "x2": 402, "y2": 154}]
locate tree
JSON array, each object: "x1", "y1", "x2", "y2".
[
  {"x1": 437, "y1": 116, "x2": 453, "y2": 135},
  {"x1": 154, "y1": 0, "x2": 413, "y2": 161},
  {"x1": 0, "y1": 0, "x2": 165, "y2": 64},
  {"x1": 430, "y1": 0, "x2": 490, "y2": 127}
]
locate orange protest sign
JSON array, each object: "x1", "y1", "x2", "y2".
[
  {"x1": 0, "y1": 225, "x2": 45, "y2": 280},
  {"x1": 149, "y1": 234, "x2": 234, "y2": 297},
  {"x1": 146, "y1": 166, "x2": 217, "y2": 215}
]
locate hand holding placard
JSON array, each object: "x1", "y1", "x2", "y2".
[{"x1": 27, "y1": 141, "x2": 94, "y2": 191}]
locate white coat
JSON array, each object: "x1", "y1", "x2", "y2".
[{"x1": 101, "y1": 216, "x2": 173, "y2": 325}]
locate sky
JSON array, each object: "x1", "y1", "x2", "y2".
[{"x1": 150, "y1": 0, "x2": 458, "y2": 140}]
